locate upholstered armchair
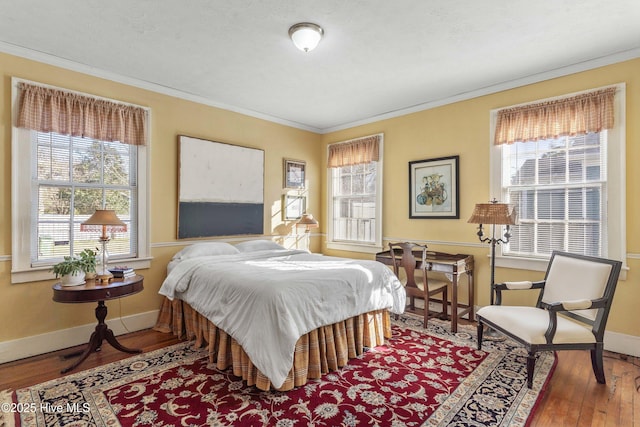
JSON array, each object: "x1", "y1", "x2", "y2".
[
  {"x1": 389, "y1": 242, "x2": 448, "y2": 327},
  {"x1": 476, "y1": 250, "x2": 622, "y2": 389}
]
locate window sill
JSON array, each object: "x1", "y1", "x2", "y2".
[
  {"x1": 11, "y1": 257, "x2": 152, "y2": 284},
  {"x1": 494, "y1": 255, "x2": 550, "y2": 272},
  {"x1": 326, "y1": 241, "x2": 382, "y2": 254},
  {"x1": 494, "y1": 254, "x2": 628, "y2": 280}
]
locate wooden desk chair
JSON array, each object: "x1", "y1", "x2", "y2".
[
  {"x1": 389, "y1": 242, "x2": 448, "y2": 327},
  {"x1": 477, "y1": 250, "x2": 622, "y2": 388}
]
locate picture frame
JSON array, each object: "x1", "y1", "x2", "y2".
[
  {"x1": 177, "y1": 135, "x2": 264, "y2": 238},
  {"x1": 283, "y1": 158, "x2": 306, "y2": 189},
  {"x1": 283, "y1": 194, "x2": 306, "y2": 220},
  {"x1": 409, "y1": 155, "x2": 459, "y2": 219}
]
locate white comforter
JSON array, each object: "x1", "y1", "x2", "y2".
[{"x1": 159, "y1": 249, "x2": 405, "y2": 388}]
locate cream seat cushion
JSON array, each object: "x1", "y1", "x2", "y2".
[
  {"x1": 412, "y1": 272, "x2": 449, "y2": 291},
  {"x1": 477, "y1": 305, "x2": 596, "y2": 345}
]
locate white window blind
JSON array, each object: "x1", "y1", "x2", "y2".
[
  {"x1": 34, "y1": 132, "x2": 137, "y2": 264},
  {"x1": 502, "y1": 132, "x2": 607, "y2": 258},
  {"x1": 331, "y1": 161, "x2": 378, "y2": 243}
]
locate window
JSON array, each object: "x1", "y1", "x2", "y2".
[
  {"x1": 34, "y1": 132, "x2": 137, "y2": 263},
  {"x1": 491, "y1": 85, "x2": 626, "y2": 272},
  {"x1": 502, "y1": 133, "x2": 606, "y2": 257},
  {"x1": 11, "y1": 79, "x2": 151, "y2": 283},
  {"x1": 327, "y1": 134, "x2": 383, "y2": 253}
]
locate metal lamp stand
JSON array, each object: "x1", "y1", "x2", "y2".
[{"x1": 477, "y1": 221, "x2": 511, "y2": 340}]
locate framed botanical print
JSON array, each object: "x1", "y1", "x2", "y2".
[
  {"x1": 409, "y1": 155, "x2": 459, "y2": 219},
  {"x1": 283, "y1": 158, "x2": 306, "y2": 189}
]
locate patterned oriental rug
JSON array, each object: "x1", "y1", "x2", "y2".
[{"x1": 4, "y1": 316, "x2": 556, "y2": 427}]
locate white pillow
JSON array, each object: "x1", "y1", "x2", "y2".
[
  {"x1": 172, "y1": 242, "x2": 240, "y2": 260},
  {"x1": 235, "y1": 240, "x2": 285, "y2": 252}
]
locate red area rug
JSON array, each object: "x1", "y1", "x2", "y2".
[{"x1": 6, "y1": 316, "x2": 555, "y2": 426}]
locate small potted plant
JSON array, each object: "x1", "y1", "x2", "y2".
[
  {"x1": 78, "y1": 248, "x2": 98, "y2": 279},
  {"x1": 52, "y1": 248, "x2": 98, "y2": 286}
]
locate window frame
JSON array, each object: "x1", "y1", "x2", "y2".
[
  {"x1": 489, "y1": 84, "x2": 626, "y2": 273},
  {"x1": 326, "y1": 134, "x2": 384, "y2": 254},
  {"x1": 10, "y1": 78, "x2": 151, "y2": 283}
]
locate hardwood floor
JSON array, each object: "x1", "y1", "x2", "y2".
[
  {"x1": 0, "y1": 329, "x2": 182, "y2": 391},
  {"x1": 1, "y1": 328, "x2": 638, "y2": 426},
  {"x1": 531, "y1": 349, "x2": 640, "y2": 426}
]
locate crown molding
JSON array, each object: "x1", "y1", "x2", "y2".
[{"x1": 1, "y1": 42, "x2": 638, "y2": 135}]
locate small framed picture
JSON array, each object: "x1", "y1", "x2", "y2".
[
  {"x1": 409, "y1": 155, "x2": 460, "y2": 219},
  {"x1": 283, "y1": 158, "x2": 306, "y2": 189},
  {"x1": 283, "y1": 194, "x2": 306, "y2": 220}
]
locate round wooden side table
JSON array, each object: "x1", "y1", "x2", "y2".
[{"x1": 52, "y1": 275, "x2": 144, "y2": 373}]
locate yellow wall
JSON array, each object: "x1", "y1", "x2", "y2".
[
  {"x1": 1, "y1": 50, "x2": 638, "y2": 349},
  {"x1": 0, "y1": 52, "x2": 322, "y2": 342},
  {"x1": 322, "y1": 58, "x2": 640, "y2": 338}
]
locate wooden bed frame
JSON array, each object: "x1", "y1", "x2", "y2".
[{"x1": 154, "y1": 297, "x2": 392, "y2": 391}]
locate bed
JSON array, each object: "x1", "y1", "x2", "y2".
[{"x1": 154, "y1": 240, "x2": 406, "y2": 391}]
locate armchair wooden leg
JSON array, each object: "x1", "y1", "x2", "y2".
[
  {"x1": 591, "y1": 344, "x2": 606, "y2": 384},
  {"x1": 477, "y1": 322, "x2": 484, "y2": 350},
  {"x1": 526, "y1": 351, "x2": 536, "y2": 389}
]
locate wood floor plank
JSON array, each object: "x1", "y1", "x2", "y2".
[
  {"x1": 617, "y1": 366, "x2": 635, "y2": 427},
  {"x1": 565, "y1": 353, "x2": 591, "y2": 426},
  {"x1": 603, "y1": 354, "x2": 625, "y2": 427}
]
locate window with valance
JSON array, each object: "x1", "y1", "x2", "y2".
[
  {"x1": 327, "y1": 134, "x2": 383, "y2": 253},
  {"x1": 11, "y1": 79, "x2": 151, "y2": 283},
  {"x1": 491, "y1": 85, "x2": 625, "y2": 271}
]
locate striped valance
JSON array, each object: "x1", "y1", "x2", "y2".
[
  {"x1": 494, "y1": 87, "x2": 616, "y2": 145},
  {"x1": 327, "y1": 134, "x2": 380, "y2": 168},
  {"x1": 17, "y1": 82, "x2": 148, "y2": 146}
]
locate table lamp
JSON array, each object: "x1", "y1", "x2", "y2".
[
  {"x1": 296, "y1": 213, "x2": 318, "y2": 250},
  {"x1": 80, "y1": 209, "x2": 127, "y2": 283}
]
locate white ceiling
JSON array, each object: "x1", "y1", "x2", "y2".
[{"x1": 1, "y1": 0, "x2": 639, "y2": 133}]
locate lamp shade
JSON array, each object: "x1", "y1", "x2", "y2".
[
  {"x1": 288, "y1": 23, "x2": 324, "y2": 52},
  {"x1": 467, "y1": 202, "x2": 517, "y2": 225},
  {"x1": 297, "y1": 213, "x2": 319, "y2": 228},
  {"x1": 80, "y1": 209, "x2": 127, "y2": 232}
]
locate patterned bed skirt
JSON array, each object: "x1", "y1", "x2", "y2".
[{"x1": 154, "y1": 297, "x2": 392, "y2": 391}]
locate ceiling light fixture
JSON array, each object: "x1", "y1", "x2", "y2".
[{"x1": 288, "y1": 22, "x2": 324, "y2": 52}]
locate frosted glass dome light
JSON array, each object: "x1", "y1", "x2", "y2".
[{"x1": 288, "y1": 23, "x2": 324, "y2": 52}]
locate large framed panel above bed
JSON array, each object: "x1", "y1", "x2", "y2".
[{"x1": 177, "y1": 135, "x2": 264, "y2": 239}]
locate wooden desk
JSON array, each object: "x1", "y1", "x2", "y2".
[
  {"x1": 376, "y1": 250, "x2": 474, "y2": 333},
  {"x1": 52, "y1": 275, "x2": 144, "y2": 373}
]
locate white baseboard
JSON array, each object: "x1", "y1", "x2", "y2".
[
  {"x1": 604, "y1": 330, "x2": 640, "y2": 357},
  {"x1": 0, "y1": 309, "x2": 159, "y2": 364}
]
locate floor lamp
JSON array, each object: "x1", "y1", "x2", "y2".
[
  {"x1": 80, "y1": 209, "x2": 127, "y2": 283},
  {"x1": 296, "y1": 213, "x2": 318, "y2": 251},
  {"x1": 468, "y1": 199, "x2": 517, "y2": 335}
]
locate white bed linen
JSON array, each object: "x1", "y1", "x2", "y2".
[{"x1": 159, "y1": 249, "x2": 405, "y2": 388}]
